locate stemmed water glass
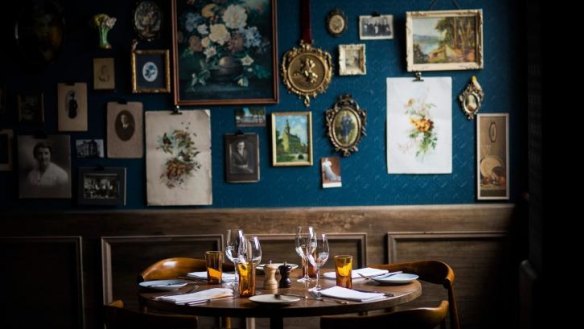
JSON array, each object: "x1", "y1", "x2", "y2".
[
  {"x1": 295, "y1": 226, "x2": 316, "y2": 283},
  {"x1": 308, "y1": 233, "x2": 329, "y2": 290},
  {"x1": 239, "y1": 235, "x2": 262, "y2": 266},
  {"x1": 225, "y1": 229, "x2": 244, "y2": 286}
]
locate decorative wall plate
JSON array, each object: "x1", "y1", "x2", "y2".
[
  {"x1": 133, "y1": 0, "x2": 162, "y2": 41},
  {"x1": 325, "y1": 94, "x2": 366, "y2": 156}
]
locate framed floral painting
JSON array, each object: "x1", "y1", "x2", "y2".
[{"x1": 171, "y1": 0, "x2": 278, "y2": 106}]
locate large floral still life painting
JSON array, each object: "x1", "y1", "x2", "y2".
[
  {"x1": 386, "y1": 77, "x2": 452, "y2": 174},
  {"x1": 146, "y1": 110, "x2": 212, "y2": 205},
  {"x1": 172, "y1": 0, "x2": 277, "y2": 105}
]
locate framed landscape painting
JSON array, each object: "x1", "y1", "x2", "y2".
[
  {"x1": 171, "y1": 0, "x2": 278, "y2": 105},
  {"x1": 477, "y1": 113, "x2": 509, "y2": 200},
  {"x1": 406, "y1": 9, "x2": 483, "y2": 71},
  {"x1": 271, "y1": 112, "x2": 312, "y2": 167}
]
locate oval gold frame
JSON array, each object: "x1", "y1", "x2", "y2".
[
  {"x1": 458, "y1": 75, "x2": 484, "y2": 119},
  {"x1": 325, "y1": 94, "x2": 367, "y2": 157}
]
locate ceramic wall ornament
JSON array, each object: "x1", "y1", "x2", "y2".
[
  {"x1": 92, "y1": 13, "x2": 117, "y2": 49},
  {"x1": 458, "y1": 75, "x2": 484, "y2": 119},
  {"x1": 133, "y1": 0, "x2": 162, "y2": 41}
]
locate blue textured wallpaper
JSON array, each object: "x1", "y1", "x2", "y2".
[{"x1": 0, "y1": 0, "x2": 525, "y2": 210}]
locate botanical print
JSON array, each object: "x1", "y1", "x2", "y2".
[
  {"x1": 387, "y1": 77, "x2": 451, "y2": 174},
  {"x1": 174, "y1": 0, "x2": 276, "y2": 103},
  {"x1": 146, "y1": 110, "x2": 212, "y2": 205}
]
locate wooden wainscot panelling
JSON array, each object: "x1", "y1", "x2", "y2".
[
  {"x1": 0, "y1": 236, "x2": 85, "y2": 329},
  {"x1": 101, "y1": 234, "x2": 222, "y2": 308},
  {"x1": 387, "y1": 231, "x2": 511, "y2": 329},
  {"x1": 254, "y1": 233, "x2": 367, "y2": 268}
]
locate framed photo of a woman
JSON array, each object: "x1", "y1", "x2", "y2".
[{"x1": 224, "y1": 133, "x2": 259, "y2": 183}]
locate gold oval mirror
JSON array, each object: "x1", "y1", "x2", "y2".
[{"x1": 326, "y1": 94, "x2": 366, "y2": 156}]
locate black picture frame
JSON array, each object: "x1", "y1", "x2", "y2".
[
  {"x1": 131, "y1": 49, "x2": 171, "y2": 93},
  {"x1": 78, "y1": 167, "x2": 126, "y2": 206},
  {"x1": 224, "y1": 133, "x2": 259, "y2": 183},
  {"x1": 17, "y1": 92, "x2": 44, "y2": 124}
]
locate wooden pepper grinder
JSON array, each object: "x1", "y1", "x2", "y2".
[
  {"x1": 263, "y1": 264, "x2": 278, "y2": 291},
  {"x1": 278, "y1": 262, "x2": 292, "y2": 288}
]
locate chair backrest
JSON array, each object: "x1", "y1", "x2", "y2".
[
  {"x1": 138, "y1": 257, "x2": 207, "y2": 282},
  {"x1": 104, "y1": 300, "x2": 197, "y2": 329},
  {"x1": 370, "y1": 260, "x2": 461, "y2": 329},
  {"x1": 321, "y1": 300, "x2": 449, "y2": 329}
]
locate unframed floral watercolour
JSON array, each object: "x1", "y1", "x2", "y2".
[
  {"x1": 386, "y1": 77, "x2": 451, "y2": 173},
  {"x1": 145, "y1": 110, "x2": 212, "y2": 205}
]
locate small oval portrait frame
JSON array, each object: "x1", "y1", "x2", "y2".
[
  {"x1": 325, "y1": 94, "x2": 367, "y2": 157},
  {"x1": 326, "y1": 9, "x2": 348, "y2": 37}
]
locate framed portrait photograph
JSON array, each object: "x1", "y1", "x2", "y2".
[
  {"x1": 75, "y1": 139, "x2": 104, "y2": 158},
  {"x1": 271, "y1": 112, "x2": 312, "y2": 167},
  {"x1": 17, "y1": 92, "x2": 44, "y2": 124},
  {"x1": 171, "y1": 0, "x2": 278, "y2": 106},
  {"x1": 359, "y1": 15, "x2": 393, "y2": 40},
  {"x1": 107, "y1": 102, "x2": 143, "y2": 158},
  {"x1": 338, "y1": 44, "x2": 366, "y2": 76},
  {"x1": 0, "y1": 129, "x2": 13, "y2": 171},
  {"x1": 225, "y1": 133, "x2": 259, "y2": 183},
  {"x1": 321, "y1": 156, "x2": 342, "y2": 188},
  {"x1": 406, "y1": 9, "x2": 484, "y2": 71},
  {"x1": 93, "y1": 57, "x2": 115, "y2": 90},
  {"x1": 58, "y1": 82, "x2": 88, "y2": 131},
  {"x1": 17, "y1": 134, "x2": 71, "y2": 199},
  {"x1": 131, "y1": 49, "x2": 171, "y2": 93},
  {"x1": 78, "y1": 167, "x2": 126, "y2": 206},
  {"x1": 477, "y1": 113, "x2": 509, "y2": 200},
  {"x1": 235, "y1": 106, "x2": 266, "y2": 127}
]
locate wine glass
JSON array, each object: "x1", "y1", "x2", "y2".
[
  {"x1": 295, "y1": 226, "x2": 316, "y2": 283},
  {"x1": 225, "y1": 229, "x2": 244, "y2": 286},
  {"x1": 308, "y1": 233, "x2": 329, "y2": 290}
]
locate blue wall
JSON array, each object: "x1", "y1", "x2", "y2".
[{"x1": 0, "y1": 0, "x2": 525, "y2": 210}]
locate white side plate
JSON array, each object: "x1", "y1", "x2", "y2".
[
  {"x1": 249, "y1": 294, "x2": 301, "y2": 305},
  {"x1": 138, "y1": 279, "x2": 188, "y2": 291}
]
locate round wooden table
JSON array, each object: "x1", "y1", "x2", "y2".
[{"x1": 140, "y1": 273, "x2": 422, "y2": 329}]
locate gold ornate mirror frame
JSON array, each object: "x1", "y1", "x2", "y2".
[
  {"x1": 325, "y1": 94, "x2": 366, "y2": 156},
  {"x1": 458, "y1": 75, "x2": 484, "y2": 119}
]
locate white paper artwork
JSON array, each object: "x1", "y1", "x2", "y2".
[
  {"x1": 387, "y1": 77, "x2": 452, "y2": 174},
  {"x1": 145, "y1": 110, "x2": 212, "y2": 205}
]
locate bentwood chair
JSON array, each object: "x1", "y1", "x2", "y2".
[
  {"x1": 321, "y1": 300, "x2": 449, "y2": 329},
  {"x1": 104, "y1": 299, "x2": 197, "y2": 329},
  {"x1": 370, "y1": 260, "x2": 461, "y2": 329},
  {"x1": 138, "y1": 257, "x2": 207, "y2": 282}
]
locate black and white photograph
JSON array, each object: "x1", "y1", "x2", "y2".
[
  {"x1": 235, "y1": 107, "x2": 266, "y2": 127},
  {"x1": 359, "y1": 15, "x2": 394, "y2": 40},
  {"x1": 18, "y1": 135, "x2": 71, "y2": 199},
  {"x1": 0, "y1": 129, "x2": 13, "y2": 171},
  {"x1": 78, "y1": 167, "x2": 126, "y2": 206},
  {"x1": 339, "y1": 44, "x2": 366, "y2": 75},
  {"x1": 225, "y1": 133, "x2": 259, "y2": 183},
  {"x1": 17, "y1": 93, "x2": 44, "y2": 124},
  {"x1": 57, "y1": 82, "x2": 88, "y2": 131},
  {"x1": 75, "y1": 139, "x2": 104, "y2": 158}
]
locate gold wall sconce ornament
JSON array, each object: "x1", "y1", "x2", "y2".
[
  {"x1": 325, "y1": 94, "x2": 367, "y2": 157},
  {"x1": 458, "y1": 75, "x2": 484, "y2": 119},
  {"x1": 281, "y1": 0, "x2": 333, "y2": 107}
]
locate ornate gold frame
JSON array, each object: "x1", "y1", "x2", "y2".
[
  {"x1": 131, "y1": 49, "x2": 171, "y2": 93},
  {"x1": 458, "y1": 76, "x2": 484, "y2": 119},
  {"x1": 281, "y1": 41, "x2": 333, "y2": 107},
  {"x1": 325, "y1": 94, "x2": 366, "y2": 157}
]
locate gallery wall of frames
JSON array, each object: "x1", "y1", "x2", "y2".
[{"x1": 0, "y1": 0, "x2": 526, "y2": 210}]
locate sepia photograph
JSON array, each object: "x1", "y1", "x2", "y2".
[
  {"x1": 58, "y1": 82, "x2": 88, "y2": 131},
  {"x1": 359, "y1": 15, "x2": 393, "y2": 40},
  {"x1": 338, "y1": 44, "x2": 366, "y2": 76},
  {"x1": 321, "y1": 157, "x2": 342, "y2": 188},
  {"x1": 75, "y1": 139, "x2": 104, "y2": 158},
  {"x1": 78, "y1": 167, "x2": 126, "y2": 206},
  {"x1": 93, "y1": 57, "x2": 115, "y2": 90},
  {"x1": 225, "y1": 133, "x2": 260, "y2": 183},
  {"x1": 107, "y1": 102, "x2": 143, "y2": 158}
]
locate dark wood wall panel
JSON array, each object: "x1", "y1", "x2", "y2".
[
  {"x1": 387, "y1": 232, "x2": 511, "y2": 329},
  {"x1": 0, "y1": 236, "x2": 84, "y2": 329},
  {"x1": 101, "y1": 235, "x2": 222, "y2": 308},
  {"x1": 1, "y1": 204, "x2": 515, "y2": 329}
]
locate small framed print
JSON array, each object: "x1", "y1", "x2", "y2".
[
  {"x1": 78, "y1": 167, "x2": 126, "y2": 206},
  {"x1": 225, "y1": 133, "x2": 260, "y2": 183},
  {"x1": 477, "y1": 113, "x2": 509, "y2": 200},
  {"x1": 359, "y1": 15, "x2": 393, "y2": 40},
  {"x1": 75, "y1": 139, "x2": 104, "y2": 158},
  {"x1": 321, "y1": 157, "x2": 341, "y2": 188},
  {"x1": 17, "y1": 93, "x2": 44, "y2": 124},
  {"x1": 131, "y1": 49, "x2": 171, "y2": 93},
  {"x1": 58, "y1": 83, "x2": 88, "y2": 131},
  {"x1": 0, "y1": 129, "x2": 13, "y2": 171},
  {"x1": 271, "y1": 111, "x2": 313, "y2": 167},
  {"x1": 107, "y1": 101, "x2": 143, "y2": 158},
  {"x1": 339, "y1": 44, "x2": 366, "y2": 76},
  {"x1": 235, "y1": 107, "x2": 266, "y2": 127},
  {"x1": 93, "y1": 57, "x2": 115, "y2": 90},
  {"x1": 326, "y1": 9, "x2": 348, "y2": 37}
]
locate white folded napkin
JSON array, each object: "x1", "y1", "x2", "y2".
[
  {"x1": 317, "y1": 286, "x2": 386, "y2": 302},
  {"x1": 186, "y1": 271, "x2": 237, "y2": 282},
  {"x1": 322, "y1": 267, "x2": 388, "y2": 280},
  {"x1": 156, "y1": 288, "x2": 234, "y2": 305}
]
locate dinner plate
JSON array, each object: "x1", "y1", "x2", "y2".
[
  {"x1": 256, "y1": 263, "x2": 298, "y2": 271},
  {"x1": 139, "y1": 279, "x2": 188, "y2": 290},
  {"x1": 371, "y1": 273, "x2": 419, "y2": 285},
  {"x1": 249, "y1": 294, "x2": 301, "y2": 305}
]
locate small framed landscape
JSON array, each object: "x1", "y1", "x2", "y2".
[
  {"x1": 338, "y1": 44, "x2": 366, "y2": 76},
  {"x1": 131, "y1": 49, "x2": 171, "y2": 93},
  {"x1": 477, "y1": 113, "x2": 509, "y2": 200},
  {"x1": 78, "y1": 167, "x2": 126, "y2": 206},
  {"x1": 406, "y1": 9, "x2": 483, "y2": 71},
  {"x1": 271, "y1": 112, "x2": 312, "y2": 167}
]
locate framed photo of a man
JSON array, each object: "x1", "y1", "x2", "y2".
[
  {"x1": 78, "y1": 167, "x2": 126, "y2": 206},
  {"x1": 18, "y1": 135, "x2": 71, "y2": 199},
  {"x1": 107, "y1": 101, "x2": 143, "y2": 158},
  {"x1": 225, "y1": 133, "x2": 259, "y2": 183}
]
